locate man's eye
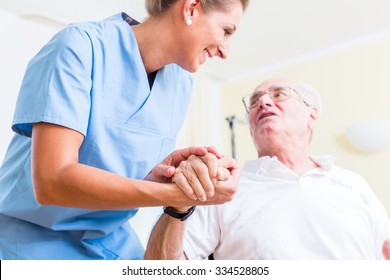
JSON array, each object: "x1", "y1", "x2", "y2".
[
  {"x1": 273, "y1": 91, "x2": 287, "y2": 99},
  {"x1": 250, "y1": 97, "x2": 258, "y2": 106},
  {"x1": 273, "y1": 92, "x2": 281, "y2": 97}
]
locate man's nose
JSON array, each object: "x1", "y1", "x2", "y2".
[{"x1": 257, "y1": 93, "x2": 273, "y2": 109}]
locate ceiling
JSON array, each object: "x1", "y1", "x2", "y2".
[{"x1": 1, "y1": 0, "x2": 390, "y2": 85}]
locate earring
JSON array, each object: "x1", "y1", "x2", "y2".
[{"x1": 185, "y1": 18, "x2": 192, "y2": 25}]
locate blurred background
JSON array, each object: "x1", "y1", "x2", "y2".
[{"x1": 1, "y1": 0, "x2": 390, "y2": 245}]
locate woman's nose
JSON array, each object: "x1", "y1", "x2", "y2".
[{"x1": 217, "y1": 45, "x2": 228, "y2": 59}]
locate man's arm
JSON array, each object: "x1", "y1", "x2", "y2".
[
  {"x1": 144, "y1": 156, "x2": 240, "y2": 259},
  {"x1": 144, "y1": 212, "x2": 189, "y2": 260}
]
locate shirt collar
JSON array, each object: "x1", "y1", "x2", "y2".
[
  {"x1": 242, "y1": 155, "x2": 335, "y2": 178},
  {"x1": 309, "y1": 155, "x2": 335, "y2": 172}
]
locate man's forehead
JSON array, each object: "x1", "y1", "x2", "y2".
[{"x1": 255, "y1": 79, "x2": 295, "y2": 92}]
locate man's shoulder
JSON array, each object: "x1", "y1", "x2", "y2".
[{"x1": 330, "y1": 164, "x2": 370, "y2": 188}]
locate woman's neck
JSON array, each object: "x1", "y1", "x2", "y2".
[{"x1": 132, "y1": 16, "x2": 179, "y2": 74}]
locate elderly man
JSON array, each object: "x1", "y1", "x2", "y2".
[{"x1": 145, "y1": 78, "x2": 390, "y2": 260}]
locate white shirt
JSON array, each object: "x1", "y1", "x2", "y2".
[{"x1": 183, "y1": 156, "x2": 390, "y2": 259}]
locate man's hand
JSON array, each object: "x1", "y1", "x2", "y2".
[
  {"x1": 196, "y1": 159, "x2": 240, "y2": 206},
  {"x1": 172, "y1": 153, "x2": 237, "y2": 202},
  {"x1": 144, "y1": 146, "x2": 237, "y2": 202},
  {"x1": 144, "y1": 146, "x2": 226, "y2": 200},
  {"x1": 144, "y1": 146, "x2": 210, "y2": 183}
]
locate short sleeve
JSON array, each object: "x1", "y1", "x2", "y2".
[{"x1": 12, "y1": 25, "x2": 93, "y2": 137}]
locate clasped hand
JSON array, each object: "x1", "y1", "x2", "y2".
[{"x1": 145, "y1": 146, "x2": 239, "y2": 205}]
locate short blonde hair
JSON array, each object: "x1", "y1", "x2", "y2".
[{"x1": 145, "y1": 0, "x2": 249, "y2": 17}]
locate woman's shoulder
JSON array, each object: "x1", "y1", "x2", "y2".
[
  {"x1": 63, "y1": 13, "x2": 128, "y2": 37},
  {"x1": 46, "y1": 13, "x2": 134, "y2": 54}
]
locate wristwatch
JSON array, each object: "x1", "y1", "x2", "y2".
[{"x1": 163, "y1": 206, "x2": 196, "y2": 221}]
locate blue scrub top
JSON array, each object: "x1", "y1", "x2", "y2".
[{"x1": 0, "y1": 13, "x2": 193, "y2": 259}]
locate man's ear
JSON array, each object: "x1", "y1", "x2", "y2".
[
  {"x1": 308, "y1": 107, "x2": 319, "y2": 130},
  {"x1": 182, "y1": 0, "x2": 201, "y2": 22},
  {"x1": 383, "y1": 239, "x2": 390, "y2": 260}
]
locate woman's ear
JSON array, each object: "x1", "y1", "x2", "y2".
[{"x1": 182, "y1": 0, "x2": 201, "y2": 23}]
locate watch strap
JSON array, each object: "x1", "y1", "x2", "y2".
[{"x1": 163, "y1": 206, "x2": 196, "y2": 221}]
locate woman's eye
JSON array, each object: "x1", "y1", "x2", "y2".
[{"x1": 224, "y1": 29, "x2": 232, "y2": 36}]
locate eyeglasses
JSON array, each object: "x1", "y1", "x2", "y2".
[{"x1": 241, "y1": 86, "x2": 310, "y2": 113}]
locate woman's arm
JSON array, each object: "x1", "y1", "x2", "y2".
[{"x1": 31, "y1": 122, "x2": 238, "y2": 210}]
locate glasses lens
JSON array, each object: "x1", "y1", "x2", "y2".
[
  {"x1": 247, "y1": 93, "x2": 259, "y2": 111},
  {"x1": 249, "y1": 94, "x2": 259, "y2": 107},
  {"x1": 270, "y1": 88, "x2": 290, "y2": 101},
  {"x1": 243, "y1": 87, "x2": 297, "y2": 113}
]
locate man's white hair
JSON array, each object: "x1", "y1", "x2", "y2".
[{"x1": 296, "y1": 82, "x2": 323, "y2": 118}]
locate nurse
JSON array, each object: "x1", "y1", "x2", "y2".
[{"x1": 0, "y1": 0, "x2": 249, "y2": 259}]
